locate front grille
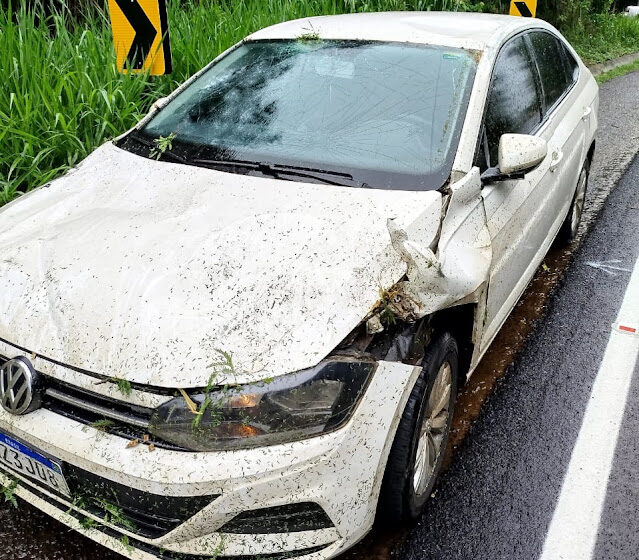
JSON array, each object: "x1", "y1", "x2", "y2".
[
  {"x1": 19, "y1": 479, "x2": 330, "y2": 559},
  {"x1": 44, "y1": 377, "x2": 152, "y2": 427},
  {"x1": 0, "y1": 460, "x2": 217, "y2": 539},
  {"x1": 0, "y1": 353, "x2": 186, "y2": 450},
  {"x1": 41, "y1": 377, "x2": 188, "y2": 451},
  {"x1": 219, "y1": 503, "x2": 334, "y2": 534},
  {"x1": 63, "y1": 464, "x2": 217, "y2": 538}
]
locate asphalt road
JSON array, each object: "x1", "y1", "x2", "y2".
[{"x1": 2, "y1": 70, "x2": 639, "y2": 560}]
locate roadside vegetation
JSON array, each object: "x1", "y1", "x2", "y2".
[
  {"x1": 1, "y1": 477, "x2": 19, "y2": 508},
  {"x1": 565, "y1": 11, "x2": 639, "y2": 62},
  {"x1": 1, "y1": 0, "x2": 639, "y2": 206},
  {"x1": 596, "y1": 56, "x2": 639, "y2": 82}
]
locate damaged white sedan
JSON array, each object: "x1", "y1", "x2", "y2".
[{"x1": 0, "y1": 11, "x2": 597, "y2": 560}]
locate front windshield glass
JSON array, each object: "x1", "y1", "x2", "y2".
[{"x1": 138, "y1": 39, "x2": 477, "y2": 190}]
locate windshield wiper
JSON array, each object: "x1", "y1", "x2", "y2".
[
  {"x1": 191, "y1": 157, "x2": 359, "y2": 187},
  {"x1": 124, "y1": 133, "x2": 366, "y2": 187}
]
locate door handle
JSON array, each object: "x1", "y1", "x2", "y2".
[
  {"x1": 550, "y1": 149, "x2": 564, "y2": 172},
  {"x1": 582, "y1": 106, "x2": 592, "y2": 121}
]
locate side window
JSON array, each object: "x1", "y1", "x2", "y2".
[
  {"x1": 528, "y1": 31, "x2": 575, "y2": 114},
  {"x1": 561, "y1": 42, "x2": 579, "y2": 84},
  {"x1": 484, "y1": 36, "x2": 542, "y2": 167}
]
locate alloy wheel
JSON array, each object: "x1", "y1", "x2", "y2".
[
  {"x1": 412, "y1": 361, "x2": 452, "y2": 495},
  {"x1": 570, "y1": 168, "x2": 588, "y2": 239}
]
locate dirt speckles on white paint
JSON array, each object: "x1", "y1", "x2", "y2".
[{"x1": 0, "y1": 142, "x2": 441, "y2": 388}]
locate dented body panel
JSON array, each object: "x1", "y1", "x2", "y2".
[
  {"x1": 0, "y1": 144, "x2": 442, "y2": 387},
  {"x1": 387, "y1": 168, "x2": 491, "y2": 320}
]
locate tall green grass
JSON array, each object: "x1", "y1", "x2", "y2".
[
  {"x1": 565, "y1": 13, "x2": 639, "y2": 63},
  {"x1": 2, "y1": 0, "x2": 639, "y2": 206},
  {"x1": 0, "y1": 5, "x2": 160, "y2": 205}
]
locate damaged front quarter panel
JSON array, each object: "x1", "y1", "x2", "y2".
[{"x1": 386, "y1": 168, "x2": 492, "y2": 319}]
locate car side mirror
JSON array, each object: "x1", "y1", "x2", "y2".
[
  {"x1": 481, "y1": 133, "x2": 548, "y2": 185},
  {"x1": 498, "y1": 134, "x2": 548, "y2": 175}
]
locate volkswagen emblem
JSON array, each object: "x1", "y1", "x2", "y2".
[{"x1": 0, "y1": 357, "x2": 42, "y2": 415}]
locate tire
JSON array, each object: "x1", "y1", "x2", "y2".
[
  {"x1": 556, "y1": 159, "x2": 589, "y2": 246},
  {"x1": 379, "y1": 332, "x2": 459, "y2": 523}
]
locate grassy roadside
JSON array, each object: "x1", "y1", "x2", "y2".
[
  {"x1": 565, "y1": 13, "x2": 639, "y2": 64},
  {"x1": 596, "y1": 57, "x2": 639, "y2": 83},
  {"x1": 1, "y1": 1, "x2": 639, "y2": 207}
]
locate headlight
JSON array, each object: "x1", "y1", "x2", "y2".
[{"x1": 148, "y1": 359, "x2": 376, "y2": 451}]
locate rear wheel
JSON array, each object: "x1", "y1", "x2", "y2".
[
  {"x1": 379, "y1": 332, "x2": 458, "y2": 522},
  {"x1": 556, "y1": 160, "x2": 589, "y2": 246}
]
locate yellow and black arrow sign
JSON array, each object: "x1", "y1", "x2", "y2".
[
  {"x1": 108, "y1": 0, "x2": 172, "y2": 75},
  {"x1": 510, "y1": 0, "x2": 537, "y2": 17}
]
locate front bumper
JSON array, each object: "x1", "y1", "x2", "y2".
[{"x1": 0, "y1": 360, "x2": 420, "y2": 559}]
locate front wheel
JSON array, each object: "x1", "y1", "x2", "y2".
[
  {"x1": 379, "y1": 332, "x2": 458, "y2": 522},
  {"x1": 556, "y1": 160, "x2": 589, "y2": 246}
]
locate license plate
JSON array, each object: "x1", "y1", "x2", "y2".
[{"x1": 0, "y1": 431, "x2": 71, "y2": 498}]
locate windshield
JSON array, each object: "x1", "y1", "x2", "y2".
[{"x1": 133, "y1": 39, "x2": 477, "y2": 190}]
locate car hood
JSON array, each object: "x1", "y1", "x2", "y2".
[{"x1": 0, "y1": 143, "x2": 442, "y2": 387}]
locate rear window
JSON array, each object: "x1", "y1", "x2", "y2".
[{"x1": 136, "y1": 40, "x2": 478, "y2": 191}]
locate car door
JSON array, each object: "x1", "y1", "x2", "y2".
[
  {"x1": 478, "y1": 32, "x2": 579, "y2": 351},
  {"x1": 481, "y1": 30, "x2": 588, "y2": 348},
  {"x1": 526, "y1": 30, "x2": 586, "y2": 235},
  {"x1": 478, "y1": 34, "x2": 545, "y2": 349}
]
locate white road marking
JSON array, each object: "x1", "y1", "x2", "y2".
[
  {"x1": 540, "y1": 255, "x2": 639, "y2": 560},
  {"x1": 585, "y1": 259, "x2": 633, "y2": 276}
]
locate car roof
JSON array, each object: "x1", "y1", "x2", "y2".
[{"x1": 248, "y1": 11, "x2": 554, "y2": 52}]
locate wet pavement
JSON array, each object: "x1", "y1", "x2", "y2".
[{"x1": 2, "y1": 71, "x2": 639, "y2": 560}]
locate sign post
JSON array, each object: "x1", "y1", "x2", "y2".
[
  {"x1": 510, "y1": 0, "x2": 537, "y2": 17},
  {"x1": 107, "y1": 0, "x2": 172, "y2": 75}
]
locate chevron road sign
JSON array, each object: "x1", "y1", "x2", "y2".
[
  {"x1": 510, "y1": 0, "x2": 537, "y2": 17},
  {"x1": 107, "y1": 0, "x2": 172, "y2": 75}
]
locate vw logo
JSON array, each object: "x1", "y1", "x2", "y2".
[{"x1": 0, "y1": 357, "x2": 42, "y2": 415}]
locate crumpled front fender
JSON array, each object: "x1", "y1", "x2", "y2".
[{"x1": 387, "y1": 168, "x2": 492, "y2": 317}]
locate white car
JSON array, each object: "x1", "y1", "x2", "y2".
[{"x1": 0, "y1": 11, "x2": 597, "y2": 560}]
